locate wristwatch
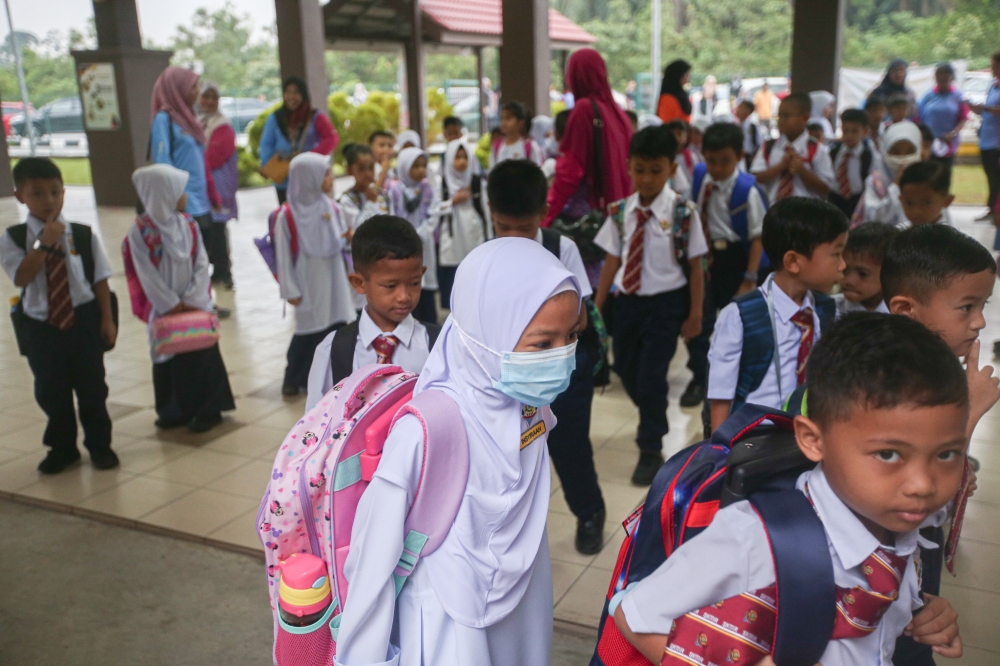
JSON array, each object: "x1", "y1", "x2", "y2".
[
  {"x1": 32, "y1": 239, "x2": 54, "y2": 253},
  {"x1": 743, "y1": 271, "x2": 759, "y2": 283}
]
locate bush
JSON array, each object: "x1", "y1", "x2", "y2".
[
  {"x1": 475, "y1": 133, "x2": 492, "y2": 171},
  {"x1": 237, "y1": 145, "x2": 268, "y2": 188},
  {"x1": 425, "y1": 88, "x2": 454, "y2": 145},
  {"x1": 366, "y1": 91, "x2": 400, "y2": 131}
]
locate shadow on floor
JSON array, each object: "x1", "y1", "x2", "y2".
[{"x1": 0, "y1": 499, "x2": 597, "y2": 665}]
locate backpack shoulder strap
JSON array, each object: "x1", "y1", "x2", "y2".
[
  {"x1": 590, "y1": 100, "x2": 605, "y2": 208},
  {"x1": 70, "y1": 223, "x2": 95, "y2": 286},
  {"x1": 691, "y1": 162, "x2": 708, "y2": 202},
  {"x1": 763, "y1": 138, "x2": 777, "y2": 166},
  {"x1": 860, "y1": 142, "x2": 873, "y2": 183},
  {"x1": 748, "y1": 490, "x2": 836, "y2": 666},
  {"x1": 729, "y1": 172, "x2": 759, "y2": 242},
  {"x1": 812, "y1": 291, "x2": 836, "y2": 334},
  {"x1": 806, "y1": 137, "x2": 819, "y2": 163},
  {"x1": 608, "y1": 197, "x2": 628, "y2": 253},
  {"x1": 422, "y1": 322, "x2": 442, "y2": 350},
  {"x1": 329, "y1": 319, "x2": 361, "y2": 388},
  {"x1": 733, "y1": 289, "x2": 774, "y2": 413},
  {"x1": 6, "y1": 223, "x2": 27, "y2": 251},
  {"x1": 540, "y1": 227, "x2": 562, "y2": 258},
  {"x1": 524, "y1": 138, "x2": 533, "y2": 161},
  {"x1": 829, "y1": 141, "x2": 842, "y2": 164},
  {"x1": 182, "y1": 215, "x2": 200, "y2": 259},
  {"x1": 470, "y1": 175, "x2": 486, "y2": 230},
  {"x1": 282, "y1": 204, "x2": 299, "y2": 260},
  {"x1": 392, "y1": 389, "x2": 469, "y2": 556}
]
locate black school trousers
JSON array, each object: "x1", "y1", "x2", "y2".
[
  {"x1": 194, "y1": 213, "x2": 232, "y2": 284},
  {"x1": 982, "y1": 148, "x2": 1000, "y2": 211},
  {"x1": 683, "y1": 276, "x2": 716, "y2": 389},
  {"x1": 548, "y1": 342, "x2": 605, "y2": 521},
  {"x1": 23, "y1": 300, "x2": 112, "y2": 455},
  {"x1": 613, "y1": 287, "x2": 688, "y2": 453}
]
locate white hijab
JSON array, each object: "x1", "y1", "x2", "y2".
[
  {"x1": 395, "y1": 129, "x2": 422, "y2": 152},
  {"x1": 638, "y1": 114, "x2": 663, "y2": 131},
  {"x1": 396, "y1": 146, "x2": 427, "y2": 189},
  {"x1": 882, "y1": 120, "x2": 923, "y2": 180},
  {"x1": 530, "y1": 115, "x2": 552, "y2": 147},
  {"x1": 809, "y1": 91, "x2": 835, "y2": 120},
  {"x1": 132, "y1": 164, "x2": 193, "y2": 261},
  {"x1": 287, "y1": 153, "x2": 341, "y2": 257},
  {"x1": 444, "y1": 139, "x2": 475, "y2": 196},
  {"x1": 414, "y1": 238, "x2": 581, "y2": 627}
]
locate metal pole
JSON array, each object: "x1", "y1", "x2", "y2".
[
  {"x1": 651, "y1": 0, "x2": 661, "y2": 112},
  {"x1": 3, "y1": 0, "x2": 34, "y2": 156}
]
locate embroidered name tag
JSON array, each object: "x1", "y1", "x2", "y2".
[{"x1": 520, "y1": 421, "x2": 545, "y2": 450}]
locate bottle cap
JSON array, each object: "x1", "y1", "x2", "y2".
[{"x1": 278, "y1": 553, "x2": 333, "y2": 617}]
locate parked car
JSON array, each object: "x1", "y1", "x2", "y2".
[
  {"x1": 2, "y1": 101, "x2": 30, "y2": 136},
  {"x1": 9, "y1": 96, "x2": 83, "y2": 137},
  {"x1": 219, "y1": 97, "x2": 272, "y2": 134}
]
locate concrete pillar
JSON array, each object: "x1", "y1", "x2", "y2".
[
  {"x1": 403, "y1": 0, "x2": 426, "y2": 145},
  {"x1": 499, "y1": 0, "x2": 550, "y2": 117},
  {"x1": 73, "y1": 0, "x2": 171, "y2": 206},
  {"x1": 790, "y1": 0, "x2": 846, "y2": 97},
  {"x1": 476, "y1": 47, "x2": 487, "y2": 136},
  {"x1": 275, "y1": 0, "x2": 330, "y2": 110}
]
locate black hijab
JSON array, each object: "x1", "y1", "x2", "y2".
[
  {"x1": 874, "y1": 59, "x2": 909, "y2": 98},
  {"x1": 274, "y1": 76, "x2": 314, "y2": 143},
  {"x1": 660, "y1": 59, "x2": 693, "y2": 116}
]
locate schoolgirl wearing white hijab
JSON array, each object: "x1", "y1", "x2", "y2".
[
  {"x1": 852, "y1": 120, "x2": 925, "y2": 229},
  {"x1": 386, "y1": 147, "x2": 440, "y2": 323},
  {"x1": 335, "y1": 237, "x2": 582, "y2": 666},
  {"x1": 129, "y1": 163, "x2": 234, "y2": 431},
  {"x1": 276, "y1": 152, "x2": 357, "y2": 395},
  {"x1": 434, "y1": 139, "x2": 490, "y2": 308}
]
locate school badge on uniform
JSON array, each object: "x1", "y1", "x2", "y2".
[{"x1": 521, "y1": 405, "x2": 537, "y2": 420}]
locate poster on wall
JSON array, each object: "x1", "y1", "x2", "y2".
[{"x1": 77, "y1": 63, "x2": 121, "y2": 130}]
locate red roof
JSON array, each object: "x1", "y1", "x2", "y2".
[{"x1": 421, "y1": 0, "x2": 597, "y2": 44}]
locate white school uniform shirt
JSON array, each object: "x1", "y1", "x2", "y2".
[
  {"x1": 750, "y1": 131, "x2": 836, "y2": 203},
  {"x1": 834, "y1": 293, "x2": 890, "y2": 319},
  {"x1": 489, "y1": 137, "x2": 544, "y2": 170},
  {"x1": 534, "y1": 229, "x2": 594, "y2": 299},
  {"x1": 896, "y1": 209, "x2": 954, "y2": 230},
  {"x1": 304, "y1": 309, "x2": 432, "y2": 411},
  {"x1": 338, "y1": 188, "x2": 393, "y2": 310},
  {"x1": 275, "y1": 207, "x2": 357, "y2": 335},
  {"x1": 708, "y1": 278, "x2": 823, "y2": 409},
  {"x1": 831, "y1": 140, "x2": 882, "y2": 196},
  {"x1": 670, "y1": 166, "x2": 691, "y2": 198},
  {"x1": 434, "y1": 187, "x2": 492, "y2": 267},
  {"x1": 617, "y1": 465, "x2": 925, "y2": 666},
  {"x1": 0, "y1": 215, "x2": 113, "y2": 321},
  {"x1": 739, "y1": 116, "x2": 765, "y2": 157},
  {"x1": 593, "y1": 187, "x2": 708, "y2": 296},
  {"x1": 694, "y1": 169, "x2": 767, "y2": 243}
]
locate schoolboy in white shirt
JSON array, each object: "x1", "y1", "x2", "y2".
[
  {"x1": 487, "y1": 158, "x2": 608, "y2": 555},
  {"x1": 751, "y1": 92, "x2": 836, "y2": 203},
  {"x1": 835, "y1": 222, "x2": 898, "y2": 318},
  {"x1": 734, "y1": 99, "x2": 764, "y2": 169},
  {"x1": 613, "y1": 313, "x2": 965, "y2": 665},
  {"x1": 305, "y1": 216, "x2": 437, "y2": 411},
  {"x1": 0, "y1": 158, "x2": 119, "y2": 474},
  {"x1": 828, "y1": 108, "x2": 884, "y2": 219},
  {"x1": 594, "y1": 126, "x2": 708, "y2": 486},
  {"x1": 708, "y1": 197, "x2": 847, "y2": 432}
]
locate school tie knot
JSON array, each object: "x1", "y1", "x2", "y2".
[
  {"x1": 790, "y1": 308, "x2": 814, "y2": 386},
  {"x1": 372, "y1": 335, "x2": 400, "y2": 365},
  {"x1": 622, "y1": 208, "x2": 652, "y2": 295}
]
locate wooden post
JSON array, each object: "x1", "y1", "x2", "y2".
[
  {"x1": 790, "y1": 0, "x2": 846, "y2": 97},
  {"x1": 499, "y1": 0, "x2": 550, "y2": 117},
  {"x1": 404, "y1": 0, "x2": 426, "y2": 145},
  {"x1": 275, "y1": 0, "x2": 330, "y2": 111}
]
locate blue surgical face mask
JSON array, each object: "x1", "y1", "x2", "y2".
[{"x1": 456, "y1": 323, "x2": 577, "y2": 407}]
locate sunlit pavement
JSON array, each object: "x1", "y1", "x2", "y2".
[{"x1": 0, "y1": 185, "x2": 996, "y2": 663}]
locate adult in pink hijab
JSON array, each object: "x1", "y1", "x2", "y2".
[
  {"x1": 545, "y1": 48, "x2": 633, "y2": 227},
  {"x1": 150, "y1": 66, "x2": 205, "y2": 145}
]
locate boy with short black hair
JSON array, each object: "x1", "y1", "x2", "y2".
[
  {"x1": 751, "y1": 92, "x2": 835, "y2": 203},
  {"x1": 828, "y1": 108, "x2": 882, "y2": 218},
  {"x1": 0, "y1": 157, "x2": 118, "y2": 474},
  {"x1": 614, "y1": 312, "x2": 966, "y2": 664},
  {"x1": 368, "y1": 129, "x2": 396, "y2": 190},
  {"x1": 594, "y1": 126, "x2": 708, "y2": 485},
  {"x1": 305, "y1": 215, "x2": 439, "y2": 410},
  {"x1": 708, "y1": 197, "x2": 847, "y2": 431},
  {"x1": 881, "y1": 223, "x2": 996, "y2": 665},
  {"x1": 487, "y1": 158, "x2": 607, "y2": 554},
  {"x1": 837, "y1": 221, "x2": 898, "y2": 316},
  {"x1": 441, "y1": 116, "x2": 463, "y2": 143},
  {"x1": 734, "y1": 99, "x2": 762, "y2": 167},
  {"x1": 888, "y1": 93, "x2": 910, "y2": 125},
  {"x1": 898, "y1": 160, "x2": 954, "y2": 227},
  {"x1": 865, "y1": 93, "x2": 888, "y2": 148}
]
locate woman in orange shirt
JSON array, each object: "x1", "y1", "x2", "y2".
[{"x1": 657, "y1": 59, "x2": 692, "y2": 124}]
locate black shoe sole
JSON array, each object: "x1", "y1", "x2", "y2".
[
  {"x1": 188, "y1": 415, "x2": 223, "y2": 433},
  {"x1": 90, "y1": 452, "x2": 120, "y2": 470},
  {"x1": 38, "y1": 452, "x2": 82, "y2": 475}
]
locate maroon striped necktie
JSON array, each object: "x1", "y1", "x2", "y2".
[
  {"x1": 45, "y1": 246, "x2": 75, "y2": 331},
  {"x1": 838, "y1": 151, "x2": 853, "y2": 198},
  {"x1": 621, "y1": 208, "x2": 651, "y2": 295}
]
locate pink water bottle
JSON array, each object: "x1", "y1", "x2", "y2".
[{"x1": 278, "y1": 553, "x2": 333, "y2": 627}]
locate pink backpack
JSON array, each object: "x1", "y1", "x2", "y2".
[
  {"x1": 259, "y1": 364, "x2": 469, "y2": 665},
  {"x1": 121, "y1": 214, "x2": 200, "y2": 323}
]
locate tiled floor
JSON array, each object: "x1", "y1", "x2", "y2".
[{"x1": 0, "y1": 186, "x2": 997, "y2": 662}]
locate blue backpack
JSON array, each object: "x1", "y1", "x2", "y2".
[
  {"x1": 691, "y1": 162, "x2": 771, "y2": 270},
  {"x1": 590, "y1": 405, "x2": 836, "y2": 666}
]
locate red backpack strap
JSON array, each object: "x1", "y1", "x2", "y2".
[
  {"x1": 762, "y1": 138, "x2": 777, "y2": 167},
  {"x1": 185, "y1": 216, "x2": 199, "y2": 259},
  {"x1": 283, "y1": 203, "x2": 299, "y2": 261},
  {"x1": 524, "y1": 138, "x2": 533, "y2": 161},
  {"x1": 491, "y1": 137, "x2": 502, "y2": 162},
  {"x1": 805, "y1": 137, "x2": 819, "y2": 164}
]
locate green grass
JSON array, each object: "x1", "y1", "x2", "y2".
[
  {"x1": 952, "y1": 164, "x2": 988, "y2": 206},
  {"x1": 10, "y1": 157, "x2": 92, "y2": 186}
]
